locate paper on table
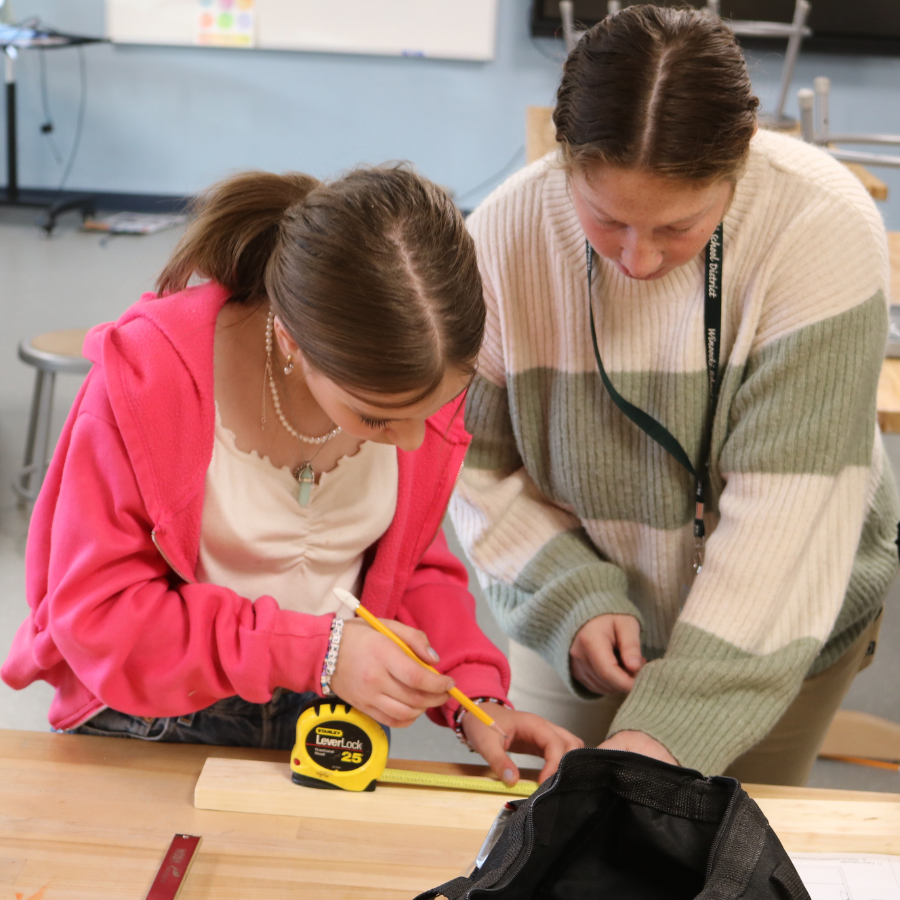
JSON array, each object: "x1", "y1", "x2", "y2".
[{"x1": 790, "y1": 854, "x2": 900, "y2": 900}]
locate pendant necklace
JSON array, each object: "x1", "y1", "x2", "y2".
[
  {"x1": 263, "y1": 309, "x2": 342, "y2": 506},
  {"x1": 292, "y1": 445, "x2": 327, "y2": 508}
]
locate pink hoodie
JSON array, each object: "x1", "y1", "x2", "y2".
[{"x1": 2, "y1": 283, "x2": 509, "y2": 731}]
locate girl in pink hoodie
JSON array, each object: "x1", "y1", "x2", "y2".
[{"x1": 2, "y1": 167, "x2": 580, "y2": 786}]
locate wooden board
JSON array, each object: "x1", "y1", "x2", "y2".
[
  {"x1": 195, "y1": 757, "x2": 509, "y2": 830},
  {"x1": 195, "y1": 757, "x2": 900, "y2": 854},
  {"x1": 526, "y1": 106, "x2": 558, "y2": 164},
  {"x1": 878, "y1": 358, "x2": 900, "y2": 433},
  {"x1": 821, "y1": 709, "x2": 900, "y2": 763},
  {"x1": 844, "y1": 163, "x2": 889, "y2": 202}
]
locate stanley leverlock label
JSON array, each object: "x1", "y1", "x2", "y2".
[{"x1": 305, "y1": 719, "x2": 373, "y2": 771}]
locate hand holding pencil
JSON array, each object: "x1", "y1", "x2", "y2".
[
  {"x1": 333, "y1": 588, "x2": 506, "y2": 737},
  {"x1": 329, "y1": 588, "x2": 584, "y2": 787},
  {"x1": 327, "y1": 592, "x2": 461, "y2": 731}
]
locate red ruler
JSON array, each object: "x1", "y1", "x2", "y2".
[{"x1": 146, "y1": 835, "x2": 202, "y2": 900}]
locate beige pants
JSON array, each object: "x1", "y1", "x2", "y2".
[{"x1": 508, "y1": 612, "x2": 882, "y2": 786}]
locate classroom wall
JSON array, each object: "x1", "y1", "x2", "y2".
[{"x1": 6, "y1": 0, "x2": 900, "y2": 228}]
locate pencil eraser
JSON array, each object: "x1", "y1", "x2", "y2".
[
  {"x1": 145, "y1": 834, "x2": 202, "y2": 900},
  {"x1": 333, "y1": 588, "x2": 360, "y2": 609}
]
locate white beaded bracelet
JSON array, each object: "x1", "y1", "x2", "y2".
[
  {"x1": 452, "y1": 697, "x2": 512, "y2": 750},
  {"x1": 320, "y1": 616, "x2": 344, "y2": 697}
]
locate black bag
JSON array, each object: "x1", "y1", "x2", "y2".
[{"x1": 416, "y1": 749, "x2": 811, "y2": 900}]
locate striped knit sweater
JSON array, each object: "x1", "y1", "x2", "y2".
[{"x1": 450, "y1": 128, "x2": 899, "y2": 775}]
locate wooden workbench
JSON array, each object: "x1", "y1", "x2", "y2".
[{"x1": 2, "y1": 730, "x2": 899, "y2": 898}]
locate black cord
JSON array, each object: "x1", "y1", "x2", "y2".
[
  {"x1": 455, "y1": 144, "x2": 527, "y2": 206},
  {"x1": 56, "y1": 44, "x2": 87, "y2": 193},
  {"x1": 38, "y1": 48, "x2": 63, "y2": 165}
]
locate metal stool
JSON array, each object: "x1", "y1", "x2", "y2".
[{"x1": 13, "y1": 328, "x2": 92, "y2": 503}]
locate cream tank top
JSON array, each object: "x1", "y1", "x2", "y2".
[{"x1": 196, "y1": 406, "x2": 399, "y2": 616}]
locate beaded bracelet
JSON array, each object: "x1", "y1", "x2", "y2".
[
  {"x1": 319, "y1": 616, "x2": 344, "y2": 697},
  {"x1": 452, "y1": 697, "x2": 512, "y2": 751}
]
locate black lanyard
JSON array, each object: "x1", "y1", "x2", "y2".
[{"x1": 586, "y1": 223, "x2": 723, "y2": 571}]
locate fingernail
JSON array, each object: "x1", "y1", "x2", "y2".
[
  {"x1": 427, "y1": 646, "x2": 440, "y2": 662},
  {"x1": 502, "y1": 768, "x2": 516, "y2": 786},
  {"x1": 447, "y1": 680, "x2": 455, "y2": 689}
]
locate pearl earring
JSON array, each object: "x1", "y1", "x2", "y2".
[{"x1": 284, "y1": 356, "x2": 293, "y2": 376}]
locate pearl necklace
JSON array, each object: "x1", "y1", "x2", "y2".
[
  {"x1": 264, "y1": 309, "x2": 342, "y2": 505},
  {"x1": 264, "y1": 310, "x2": 342, "y2": 445}
]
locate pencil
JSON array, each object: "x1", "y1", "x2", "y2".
[
  {"x1": 332, "y1": 588, "x2": 505, "y2": 735},
  {"x1": 819, "y1": 753, "x2": 900, "y2": 772}
]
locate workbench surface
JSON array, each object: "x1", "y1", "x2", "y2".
[{"x1": 2, "y1": 729, "x2": 899, "y2": 898}]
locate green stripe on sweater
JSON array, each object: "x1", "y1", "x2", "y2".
[
  {"x1": 611, "y1": 625, "x2": 820, "y2": 774},
  {"x1": 463, "y1": 374, "x2": 523, "y2": 474},
  {"x1": 466, "y1": 292, "x2": 886, "y2": 531},
  {"x1": 484, "y1": 529, "x2": 640, "y2": 682},
  {"x1": 811, "y1": 459, "x2": 899, "y2": 674},
  {"x1": 467, "y1": 369, "x2": 707, "y2": 529},
  {"x1": 719, "y1": 290, "x2": 885, "y2": 476}
]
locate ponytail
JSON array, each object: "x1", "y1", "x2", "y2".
[
  {"x1": 156, "y1": 170, "x2": 319, "y2": 303},
  {"x1": 156, "y1": 164, "x2": 484, "y2": 400}
]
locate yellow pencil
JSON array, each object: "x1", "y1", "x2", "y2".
[
  {"x1": 332, "y1": 588, "x2": 505, "y2": 736},
  {"x1": 819, "y1": 753, "x2": 900, "y2": 772}
]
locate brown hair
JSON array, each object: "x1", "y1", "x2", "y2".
[
  {"x1": 554, "y1": 4, "x2": 759, "y2": 181},
  {"x1": 157, "y1": 166, "x2": 484, "y2": 401}
]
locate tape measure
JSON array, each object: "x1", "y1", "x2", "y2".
[{"x1": 290, "y1": 699, "x2": 538, "y2": 797}]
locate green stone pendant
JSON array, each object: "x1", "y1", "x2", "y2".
[{"x1": 295, "y1": 463, "x2": 315, "y2": 507}]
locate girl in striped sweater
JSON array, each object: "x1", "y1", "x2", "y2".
[{"x1": 451, "y1": 5, "x2": 898, "y2": 785}]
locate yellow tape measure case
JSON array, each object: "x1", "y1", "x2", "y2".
[{"x1": 291, "y1": 699, "x2": 390, "y2": 792}]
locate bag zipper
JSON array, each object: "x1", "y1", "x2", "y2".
[
  {"x1": 469, "y1": 795, "x2": 538, "y2": 897},
  {"x1": 467, "y1": 750, "x2": 571, "y2": 898},
  {"x1": 150, "y1": 529, "x2": 194, "y2": 584},
  {"x1": 704, "y1": 779, "x2": 741, "y2": 881}
]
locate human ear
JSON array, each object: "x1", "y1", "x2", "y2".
[
  {"x1": 273, "y1": 317, "x2": 319, "y2": 380},
  {"x1": 272, "y1": 315, "x2": 300, "y2": 362}
]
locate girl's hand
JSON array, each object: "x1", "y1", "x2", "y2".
[
  {"x1": 330, "y1": 618, "x2": 453, "y2": 728},
  {"x1": 569, "y1": 614, "x2": 646, "y2": 695},
  {"x1": 461, "y1": 704, "x2": 584, "y2": 786},
  {"x1": 599, "y1": 730, "x2": 678, "y2": 765}
]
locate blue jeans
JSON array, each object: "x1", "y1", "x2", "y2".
[{"x1": 68, "y1": 688, "x2": 318, "y2": 750}]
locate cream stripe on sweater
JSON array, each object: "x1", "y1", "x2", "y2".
[{"x1": 450, "y1": 129, "x2": 899, "y2": 774}]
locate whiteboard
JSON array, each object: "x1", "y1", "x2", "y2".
[{"x1": 106, "y1": 0, "x2": 498, "y2": 61}]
